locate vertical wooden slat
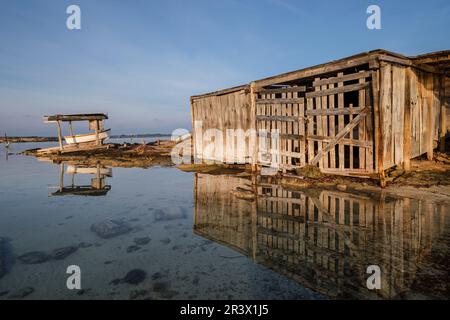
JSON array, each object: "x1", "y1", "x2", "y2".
[
  {"x1": 299, "y1": 96, "x2": 306, "y2": 167},
  {"x1": 321, "y1": 84, "x2": 329, "y2": 169},
  {"x1": 403, "y1": 68, "x2": 412, "y2": 171},
  {"x1": 281, "y1": 91, "x2": 286, "y2": 170},
  {"x1": 337, "y1": 72, "x2": 345, "y2": 170},
  {"x1": 315, "y1": 78, "x2": 323, "y2": 169},
  {"x1": 328, "y1": 84, "x2": 336, "y2": 169},
  {"x1": 392, "y1": 66, "x2": 406, "y2": 166},
  {"x1": 307, "y1": 95, "x2": 315, "y2": 164},
  {"x1": 372, "y1": 67, "x2": 386, "y2": 186},
  {"x1": 349, "y1": 103, "x2": 354, "y2": 170},
  {"x1": 439, "y1": 74, "x2": 447, "y2": 152},
  {"x1": 287, "y1": 90, "x2": 293, "y2": 168},
  {"x1": 358, "y1": 72, "x2": 366, "y2": 169},
  {"x1": 425, "y1": 73, "x2": 434, "y2": 160},
  {"x1": 380, "y1": 62, "x2": 393, "y2": 170}
]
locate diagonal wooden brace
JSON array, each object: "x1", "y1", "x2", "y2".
[{"x1": 310, "y1": 107, "x2": 369, "y2": 166}]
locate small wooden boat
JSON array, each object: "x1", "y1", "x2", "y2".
[{"x1": 64, "y1": 129, "x2": 110, "y2": 145}]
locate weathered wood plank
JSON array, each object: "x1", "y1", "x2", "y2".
[
  {"x1": 337, "y1": 72, "x2": 345, "y2": 170},
  {"x1": 298, "y1": 93, "x2": 306, "y2": 166},
  {"x1": 256, "y1": 115, "x2": 301, "y2": 122},
  {"x1": 321, "y1": 84, "x2": 329, "y2": 169},
  {"x1": 307, "y1": 96, "x2": 315, "y2": 164},
  {"x1": 313, "y1": 71, "x2": 371, "y2": 87},
  {"x1": 307, "y1": 136, "x2": 373, "y2": 148},
  {"x1": 256, "y1": 98, "x2": 305, "y2": 104},
  {"x1": 256, "y1": 86, "x2": 306, "y2": 94},
  {"x1": 315, "y1": 78, "x2": 323, "y2": 169},
  {"x1": 358, "y1": 72, "x2": 366, "y2": 170},
  {"x1": 258, "y1": 132, "x2": 304, "y2": 140},
  {"x1": 439, "y1": 74, "x2": 447, "y2": 152},
  {"x1": 380, "y1": 63, "x2": 393, "y2": 170},
  {"x1": 392, "y1": 66, "x2": 405, "y2": 165},
  {"x1": 255, "y1": 54, "x2": 372, "y2": 88},
  {"x1": 306, "y1": 82, "x2": 370, "y2": 99},
  {"x1": 403, "y1": 68, "x2": 412, "y2": 171},
  {"x1": 305, "y1": 106, "x2": 366, "y2": 116},
  {"x1": 328, "y1": 83, "x2": 336, "y2": 169}
]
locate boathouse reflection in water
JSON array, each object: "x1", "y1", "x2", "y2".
[{"x1": 193, "y1": 173, "x2": 449, "y2": 299}]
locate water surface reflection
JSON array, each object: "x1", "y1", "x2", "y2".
[
  {"x1": 50, "y1": 163, "x2": 112, "y2": 197},
  {"x1": 194, "y1": 173, "x2": 449, "y2": 299}
]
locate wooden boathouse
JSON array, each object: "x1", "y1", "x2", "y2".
[{"x1": 190, "y1": 49, "x2": 450, "y2": 182}]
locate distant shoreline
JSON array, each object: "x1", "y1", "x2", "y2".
[{"x1": 0, "y1": 134, "x2": 171, "y2": 143}]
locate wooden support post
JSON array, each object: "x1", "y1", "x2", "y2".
[
  {"x1": 372, "y1": 67, "x2": 386, "y2": 187},
  {"x1": 56, "y1": 120, "x2": 63, "y2": 151},
  {"x1": 439, "y1": 73, "x2": 447, "y2": 152},
  {"x1": 403, "y1": 68, "x2": 412, "y2": 171},
  {"x1": 68, "y1": 121, "x2": 73, "y2": 137},
  {"x1": 95, "y1": 120, "x2": 100, "y2": 146},
  {"x1": 190, "y1": 97, "x2": 195, "y2": 163},
  {"x1": 250, "y1": 82, "x2": 258, "y2": 172},
  {"x1": 426, "y1": 75, "x2": 434, "y2": 160}
]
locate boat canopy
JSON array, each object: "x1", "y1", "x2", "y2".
[{"x1": 43, "y1": 113, "x2": 108, "y2": 122}]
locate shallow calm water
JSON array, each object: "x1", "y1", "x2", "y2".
[{"x1": 0, "y1": 142, "x2": 449, "y2": 300}]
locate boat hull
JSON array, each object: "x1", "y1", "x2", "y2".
[{"x1": 64, "y1": 129, "x2": 110, "y2": 145}]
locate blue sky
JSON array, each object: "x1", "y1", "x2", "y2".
[{"x1": 0, "y1": 0, "x2": 449, "y2": 135}]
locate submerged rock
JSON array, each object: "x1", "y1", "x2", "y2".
[
  {"x1": 17, "y1": 251, "x2": 49, "y2": 265},
  {"x1": 160, "y1": 238, "x2": 171, "y2": 245},
  {"x1": 133, "y1": 237, "x2": 151, "y2": 246},
  {"x1": 154, "y1": 207, "x2": 187, "y2": 222},
  {"x1": 0, "y1": 237, "x2": 14, "y2": 279},
  {"x1": 90, "y1": 220, "x2": 132, "y2": 239},
  {"x1": 50, "y1": 246, "x2": 78, "y2": 260},
  {"x1": 8, "y1": 287, "x2": 34, "y2": 299},
  {"x1": 18, "y1": 244, "x2": 81, "y2": 265},
  {"x1": 111, "y1": 269, "x2": 147, "y2": 286},
  {"x1": 126, "y1": 245, "x2": 141, "y2": 253},
  {"x1": 78, "y1": 242, "x2": 93, "y2": 248}
]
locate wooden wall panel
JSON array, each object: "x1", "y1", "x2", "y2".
[{"x1": 192, "y1": 89, "x2": 255, "y2": 164}]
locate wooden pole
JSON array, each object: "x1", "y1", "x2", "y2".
[
  {"x1": 250, "y1": 82, "x2": 258, "y2": 172},
  {"x1": 439, "y1": 73, "x2": 447, "y2": 152},
  {"x1": 403, "y1": 68, "x2": 412, "y2": 171},
  {"x1": 426, "y1": 74, "x2": 434, "y2": 160},
  {"x1": 373, "y1": 66, "x2": 386, "y2": 187},
  {"x1": 95, "y1": 120, "x2": 100, "y2": 146},
  {"x1": 68, "y1": 121, "x2": 73, "y2": 137},
  {"x1": 56, "y1": 121, "x2": 63, "y2": 151}
]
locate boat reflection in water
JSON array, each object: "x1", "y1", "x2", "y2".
[
  {"x1": 193, "y1": 173, "x2": 449, "y2": 299},
  {"x1": 50, "y1": 162, "x2": 112, "y2": 196}
]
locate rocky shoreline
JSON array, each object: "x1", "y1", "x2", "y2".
[
  {"x1": 21, "y1": 140, "x2": 177, "y2": 168},
  {"x1": 0, "y1": 136, "x2": 58, "y2": 143}
]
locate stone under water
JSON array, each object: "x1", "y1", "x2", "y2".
[{"x1": 90, "y1": 220, "x2": 132, "y2": 239}]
